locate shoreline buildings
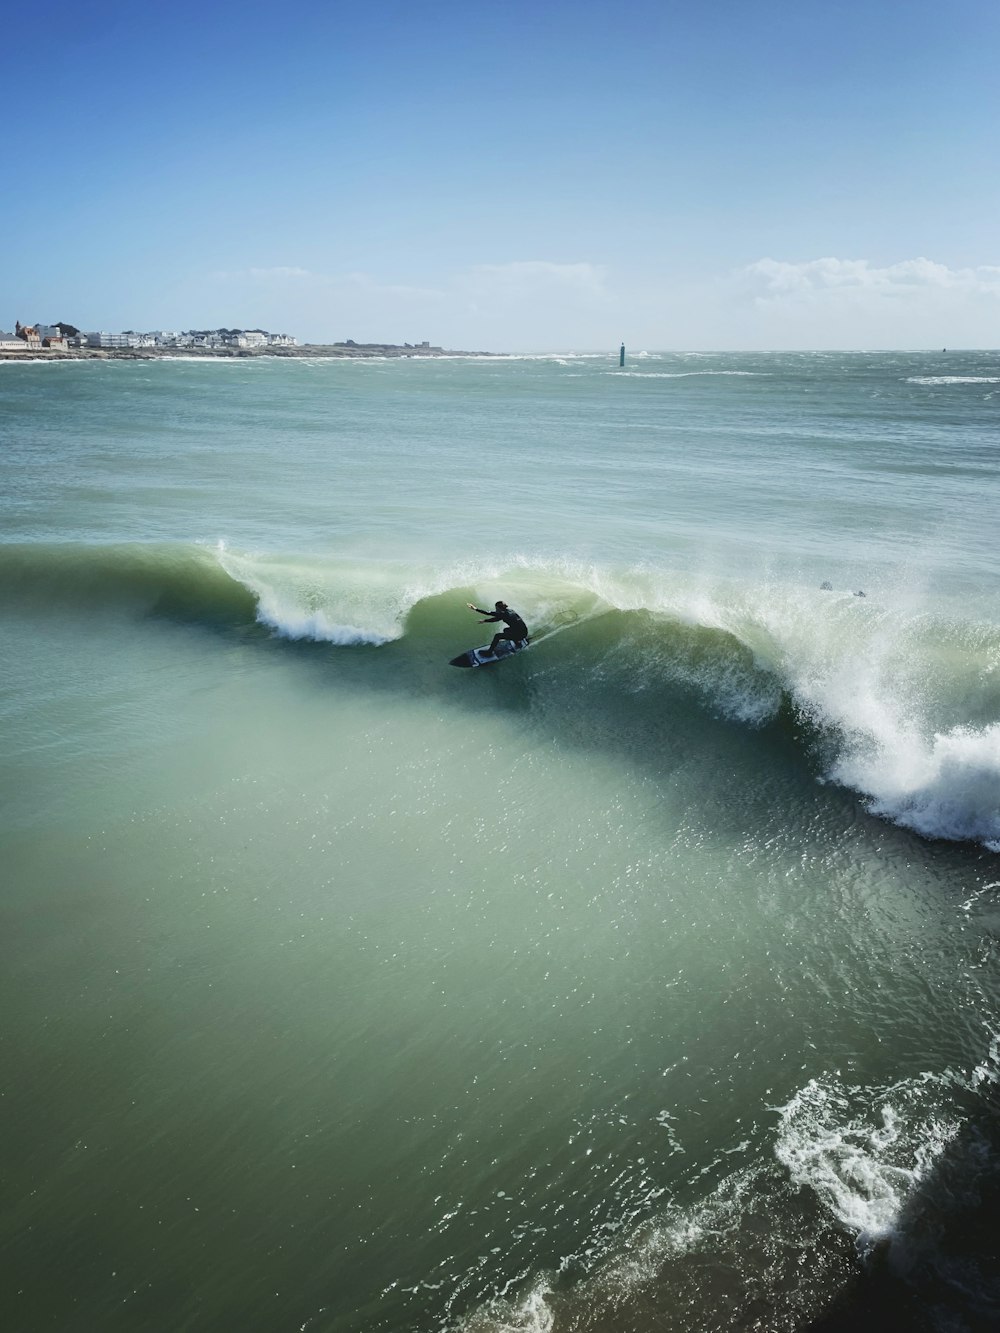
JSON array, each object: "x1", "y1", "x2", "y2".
[{"x1": 0, "y1": 322, "x2": 298, "y2": 352}]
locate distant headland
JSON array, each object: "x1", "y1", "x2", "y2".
[{"x1": 0, "y1": 322, "x2": 500, "y2": 360}]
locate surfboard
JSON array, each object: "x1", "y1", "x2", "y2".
[{"x1": 449, "y1": 639, "x2": 528, "y2": 669}]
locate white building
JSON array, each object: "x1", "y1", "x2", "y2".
[
  {"x1": 55, "y1": 326, "x2": 298, "y2": 351},
  {"x1": 84, "y1": 331, "x2": 129, "y2": 349},
  {"x1": 222, "y1": 330, "x2": 269, "y2": 348},
  {"x1": 0, "y1": 331, "x2": 26, "y2": 351}
]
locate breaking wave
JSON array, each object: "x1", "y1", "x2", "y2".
[{"x1": 2, "y1": 540, "x2": 998, "y2": 850}]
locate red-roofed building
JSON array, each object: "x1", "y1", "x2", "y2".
[{"x1": 15, "y1": 321, "x2": 41, "y2": 349}]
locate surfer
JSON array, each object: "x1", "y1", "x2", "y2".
[{"x1": 467, "y1": 601, "x2": 530, "y2": 655}]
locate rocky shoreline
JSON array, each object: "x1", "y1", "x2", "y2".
[{"x1": 0, "y1": 342, "x2": 502, "y2": 362}]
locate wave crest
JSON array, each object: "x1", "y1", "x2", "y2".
[{"x1": 3, "y1": 541, "x2": 998, "y2": 849}]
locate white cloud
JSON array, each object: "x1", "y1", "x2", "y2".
[
  {"x1": 712, "y1": 256, "x2": 1000, "y2": 348},
  {"x1": 211, "y1": 265, "x2": 315, "y2": 282},
  {"x1": 742, "y1": 256, "x2": 1000, "y2": 300},
  {"x1": 247, "y1": 266, "x2": 312, "y2": 280}
]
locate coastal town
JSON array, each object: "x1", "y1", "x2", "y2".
[
  {"x1": 0, "y1": 320, "x2": 487, "y2": 359},
  {"x1": 0, "y1": 320, "x2": 297, "y2": 354}
]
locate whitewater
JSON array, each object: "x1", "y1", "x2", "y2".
[{"x1": 2, "y1": 350, "x2": 999, "y2": 1332}]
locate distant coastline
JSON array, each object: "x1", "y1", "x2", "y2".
[{"x1": 0, "y1": 342, "x2": 503, "y2": 362}]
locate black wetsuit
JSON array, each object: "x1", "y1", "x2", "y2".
[{"x1": 475, "y1": 606, "x2": 529, "y2": 653}]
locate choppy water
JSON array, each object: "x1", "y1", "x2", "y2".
[{"x1": 2, "y1": 351, "x2": 999, "y2": 1331}]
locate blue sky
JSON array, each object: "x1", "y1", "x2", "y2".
[{"x1": 3, "y1": 0, "x2": 998, "y2": 349}]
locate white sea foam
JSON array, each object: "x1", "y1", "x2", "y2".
[
  {"x1": 149, "y1": 355, "x2": 255, "y2": 363},
  {"x1": 449, "y1": 1182, "x2": 736, "y2": 1332},
  {"x1": 971, "y1": 1033, "x2": 1000, "y2": 1089},
  {"x1": 456, "y1": 1043, "x2": 998, "y2": 1331},
  {"x1": 0, "y1": 357, "x2": 77, "y2": 366},
  {"x1": 905, "y1": 375, "x2": 1000, "y2": 385},
  {"x1": 452, "y1": 1157, "x2": 824, "y2": 1332},
  {"x1": 694, "y1": 583, "x2": 1000, "y2": 849},
  {"x1": 833, "y1": 721, "x2": 1000, "y2": 849},
  {"x1": 775, "y1": 1074, "x2": 959, "y2": 1250},
  {"x1": 453, "y1": 1277, "x2": 556, "y2": 1333},
  {"x1": 612, "y1": 370, "x2": 764, "y2": 378}
]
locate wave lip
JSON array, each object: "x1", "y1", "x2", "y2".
[
  {"x1": 216, "y1": 546, "x2": 403, "y2": 646},
  {"x1": 728, "y1": 585, "x2": 1000, "y2": 851}
]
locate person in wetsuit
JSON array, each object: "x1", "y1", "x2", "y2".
[{"x1": 467, "y1": 601, "x2": 530, "y2": 656}]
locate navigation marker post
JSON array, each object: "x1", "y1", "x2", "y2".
[{"x1": 619, "y1": 342, "x2": 625, "y2": 367}]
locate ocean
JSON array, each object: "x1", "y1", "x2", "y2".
[{"x1": 1, "y1": 350, "x2": 999, "y2": 1332}]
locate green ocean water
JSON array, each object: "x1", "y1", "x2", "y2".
[{"x1": 2, "y1": 352, "x2": 999, "y2": 1331}]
